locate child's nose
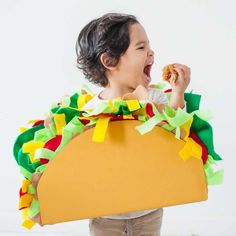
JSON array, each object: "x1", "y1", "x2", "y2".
[{"x1": 148, "y1": 48, "x2": 154, "y2": 58}]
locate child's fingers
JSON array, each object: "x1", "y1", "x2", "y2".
[
  {"x1": 173, "y1": 65, "x2": 191, "y2": 85},
  {"x1": 173, "y1": 64, "x2": 191, "y2": 76},
  {"x1": 170, "y1": 74, "x2": 176, "y2": 86},
  {"x1": 173, "y1": 63, "x2": 190, "y2": 70},
  {"x1": 173, "y1": 67, "x2": 185, "y2": 79}
]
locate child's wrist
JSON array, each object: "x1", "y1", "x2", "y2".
[
  {"x1": 169, "y1": 91, "x2": 185, "y2": 109},
  {"x1": 171, "y1": 90, "x2": 185, "y2": 97}
]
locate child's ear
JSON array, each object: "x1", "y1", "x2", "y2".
[{"x1": 100, "y1": 53, "x2": 117, "y2": 70}]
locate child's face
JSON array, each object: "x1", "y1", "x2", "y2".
[{"x1": 108, "y1": 23, "x2": 154, "y2": 90}]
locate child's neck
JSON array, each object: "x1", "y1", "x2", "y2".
[{"x1": 98, "y1": 86, "x2": 135, "y2": 100}]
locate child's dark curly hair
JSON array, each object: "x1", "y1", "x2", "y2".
[{"x1": 75, "y1": 13, "x2": 139, "y2": 87}]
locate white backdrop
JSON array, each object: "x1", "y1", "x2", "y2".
[{"x1": 0, "y1": 0, "x2": 235, "y2": 235}]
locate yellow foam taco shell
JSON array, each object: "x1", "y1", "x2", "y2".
[{"x1": 37, "y1": 120, "x2": 208, "y2": 225}]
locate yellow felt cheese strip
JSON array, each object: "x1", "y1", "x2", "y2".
[
  {"x1": 19, "y1": 194, "x2": 33, "y2": 209},
  {"x1": 191, "y1": 140, "x2": 203, "y2": 159},
  {"x1": 27, "y1": 119, "x2": 40, "y2": 124},
  {"x1": 108, "y1": 100, "x2": 118, "y2": 112},
  {"x1": 20, "y1": 127, "x2": 28, "y2": 133},
  {"x1": 22, "y1": 179, "x2": 31, "y2": 193},
  {"x1": 123, "y1": 114, "x2": 135, "y2": 119},
  {"x1": 21, "y1": 208, "x2": 35, "y2": 229},
  {"x1": 77, "y1": 94, "x2": 87, "y2": 110},
  {"x1": 126, "y1": 99, "x2": 140, "y2": 111},
  {"x1": 179, "y1": 138, "x2": 202, "y2": 161},
  {"x1": 79, "y1": 114, "x2": 110, "y2": 120},
  {"x1": 22, "y1": 141, "x2": 45, "y2": 163},
  {"x1": 92, "y1": 116, "x2": 111, "y2": 143},
  {"x1": 54, "y1": 113, "x2": 66, "y2": 135},
  {"x1": 77, "y1": 94, "x2": 95, "y2": 110},
  {"x1": 180, "y1": 117, "x2": 193, "y2": 141}
]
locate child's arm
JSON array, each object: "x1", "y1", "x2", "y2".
[
  {"x1": 169, "y1": 92, "x2": 185, "y2": 110},
  {"x1": 169, "y1": 63, "x2": 191, "y2": 110}
]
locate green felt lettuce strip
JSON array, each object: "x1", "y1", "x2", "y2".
[
  {"x1": 135, "y1": 102, "x2": 164, "y2": 135},
  {"x1": 34, "y1": 124, "x2": 57, "y2": 143},
  {"x1": 35, "y1": 164, "x2": 48, "y2": 173},
  {"x1": 20, "y1": 166, "x2": 33, "y2": 180},
  {"x1": 82, "y1": 101, "x2": 114, "y2": 117},
  {"x1": 136, "y1": 115, "x2": 164, "y2": 135},
  {"x1": 204, "y1": 155, "x2": 224, "y2": 185},
  {"x1": 28, "y1": 198, "x2": 40, "y2": 219},
  {"x1": 34, "y1": 148, "x2": 55, "y2": 162}
]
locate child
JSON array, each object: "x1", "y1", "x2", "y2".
[{"x1": 75, "y1": 12, "x2": 190, "y2": 236}]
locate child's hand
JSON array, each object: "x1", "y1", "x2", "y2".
[{"x1": 171, "y1": 63, "x2": 191, "y2": 94}]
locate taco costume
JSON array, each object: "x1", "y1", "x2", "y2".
[{"x1": 13, "y1": 83, "x2": 224, "y2": 229}]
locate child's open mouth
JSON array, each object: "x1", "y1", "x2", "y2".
[{"x1": 143, "y1": 64, "x2": 152, "y2": 83}]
